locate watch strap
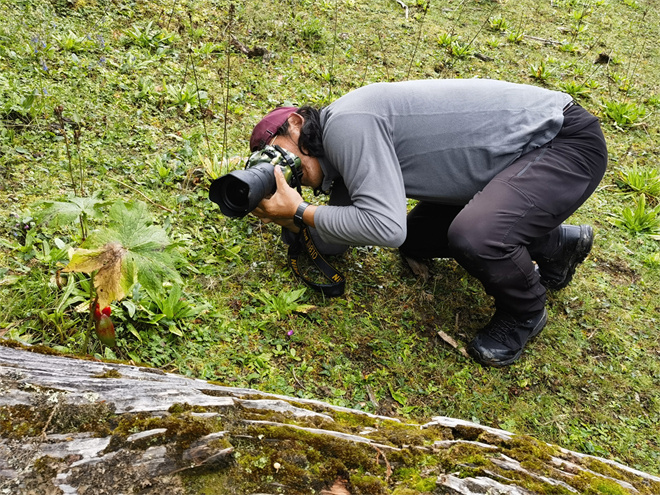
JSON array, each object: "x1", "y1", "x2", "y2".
[{"x1": 293, "y1": 201, "x2": 310, "y2": 229}]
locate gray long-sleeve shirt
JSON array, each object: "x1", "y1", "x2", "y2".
[{"x1": 313, "y1": 79, "x2": 572, "y2": 248}]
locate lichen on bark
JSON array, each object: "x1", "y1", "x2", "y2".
[{"x1": 2, "y1": 344, "x2": 660, "y2": 495}]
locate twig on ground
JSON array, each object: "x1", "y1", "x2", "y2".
[
  {"x1": 438, "y1": 329, "x2": 470, "y2": 359},
  {"x1": 396, "y1": 0, "x2": 409, "y2": 19},
  {"x1": 524, "y1": 34, "x2": 562, "y2": 45},
  {"x1": 41, "y1": 396, "x2": 61, "y2": 440},
  {"x1": 292, "y1": 366, "x2": 306, "y2": 390},
  {"x1": 230, "y1": 35, "x2": 267, "y2": 58},
  {"x1": 365, "y1": 384, "x2": 379, "y2": 410},
  {"x1": 374, "y1": 446, "x2": 393, "y2": 482}
]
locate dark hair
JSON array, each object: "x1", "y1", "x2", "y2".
[{"x1": 276, "y1": 105, "x2": 325, "y2": 158}]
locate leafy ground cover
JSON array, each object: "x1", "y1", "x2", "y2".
[{"x1": 1, "y1": 0, "x2": 659, "y2": 478}]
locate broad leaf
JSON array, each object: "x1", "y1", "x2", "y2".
[
  {"x1": 63, "y1": 242, "x2": 137, "y2": 308},
  {"x1": 63, "y1": 201, "x2": 182, "y2": 307},
  {"x1": 37, "y1": 194, "x2": 106, "y2": 227}
]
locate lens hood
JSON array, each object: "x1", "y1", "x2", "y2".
[{"x1": 209, "y1": 163, "x2": 276, "y2": 217}]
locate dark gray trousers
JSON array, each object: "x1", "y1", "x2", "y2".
[{"x1": 400, "y1": 105, "x2": 608, "y2": 317}]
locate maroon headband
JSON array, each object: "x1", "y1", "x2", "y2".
[{"x1": 249, "y1": 106, "x2": 298, "y2": 151}]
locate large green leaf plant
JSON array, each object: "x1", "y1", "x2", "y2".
[{"x1": 62, "y1": 200, "x2": 183, "y2": 351}]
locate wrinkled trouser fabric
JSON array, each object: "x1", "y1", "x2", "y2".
[{"x1": 400, "y1": 105, "x2": 608, "y2": 317}]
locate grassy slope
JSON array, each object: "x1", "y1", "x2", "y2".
[{"x1": 1, "y1": 0, "x2": 659, "y2": 475}]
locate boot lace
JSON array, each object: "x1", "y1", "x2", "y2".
[{"x1": 483, "y1": 316, "x2": 518, "y2": 344}]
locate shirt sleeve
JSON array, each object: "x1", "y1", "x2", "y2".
[{"x1": 314, "y1": 113, "x2": 408, "y2": 248}]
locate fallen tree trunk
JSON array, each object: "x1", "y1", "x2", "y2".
[{"x1": 1, "y1": 343, "x2": 659, "y2": 495}]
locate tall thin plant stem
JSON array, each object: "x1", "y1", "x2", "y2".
[
  {"x1": 54, "y1": 106, "x2": 79, "y2": 197},
  {"x1": 82, "y1": 279, "x2": 98, "y2": 355},
  {"x1": 221, "y1": 3, "x2": 234, "y2": 175},
  {"x1": 187, "y1": 14, "x2": 212, "y2": 156},
  {"x1": 406, "y1": 1, "x2": 431, "y2": 80},
  {"x1": 624, "y1": 8, "x2": 649, "y2": 100},
  {"x1": 378, "y1": 34, "x2": 391, "y2": 80},
  {"x1": 166, "y1": 0, "x2": 180, "y2": 30},
  {"x1": 328, "y1": 0, "x2": 339, "y2": 97},
  {"x1": 74, "y1": 128, "x2": 85, "y2": 197}
]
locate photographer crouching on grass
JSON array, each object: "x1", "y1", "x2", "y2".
[{"x1": 215, "y1": 79, "x2": 608, "y2": 367}]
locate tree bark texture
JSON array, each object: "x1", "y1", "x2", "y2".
[{"x1": 1, "y1": 344, "x2": 659, "y2": 495}]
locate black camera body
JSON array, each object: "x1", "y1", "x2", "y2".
[{"x1": 209, "y1": 145, "x2": 302, "y2": 218}]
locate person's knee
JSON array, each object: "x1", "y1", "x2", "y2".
[
  {"x1": 448, "y1": 215, "x2": 516, "y2": 270},
  {"x1": 447, "y1": 217, "x2": 486, "y2": 258}
]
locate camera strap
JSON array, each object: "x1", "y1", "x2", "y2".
[{"x1": 287, "y1": 226, "x2": 345, "y2": 297}]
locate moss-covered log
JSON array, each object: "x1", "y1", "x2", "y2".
[{"x1": 1, "y1": 344, "x2": 659, "y2": 495}]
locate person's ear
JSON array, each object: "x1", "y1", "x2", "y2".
[{"x1": 287, "y1": 112, "x2": 305, "y2": 131}]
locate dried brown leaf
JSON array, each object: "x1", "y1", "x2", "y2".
[
  {"x1": 63, "y1": 242, "x2": 135, "y2": 308},
  {"x1": 437, "y1": 330, "x2": 470, "y2": 359}
]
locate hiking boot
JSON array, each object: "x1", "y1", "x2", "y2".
[
  {"x1": 537, "y1": 224, "x2": 593, "y2": 291},
  {"x1": 467, "y1": 308, "x2": 548, "y2": 367}
]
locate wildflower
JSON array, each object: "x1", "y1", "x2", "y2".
[
  {"x1": 287, "y1": 330, "x2": 294, "y2": 336},
  {"x1": 31, "y1": 36, "x2": 40, "y2": 54}
]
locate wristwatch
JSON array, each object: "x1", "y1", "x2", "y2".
[{"x1": 294, "y1": 201, "x2": 310, "y2": 229}]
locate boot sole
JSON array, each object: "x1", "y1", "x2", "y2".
[
  {"x1": 468, "y1": 309, "x2": 548, "y2": 367},
  {"x1": 544, "y1": 225, "x2": 594, "y2": 291}
]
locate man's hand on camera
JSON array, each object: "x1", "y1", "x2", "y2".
[{"x1": 253, "y1": 167, "x2": 303, "y2": 231}]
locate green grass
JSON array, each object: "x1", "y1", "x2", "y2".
[{"x1": 1, "y1": 0, "x2": 660, "y2": 478}]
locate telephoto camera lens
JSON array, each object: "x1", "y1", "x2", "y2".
[
  {"x1": 209, "y1": 145, "x2": 301, "y2": 218},
  {"x1": 209, "y1": 163, "x2": 277, "y2": 217}
]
